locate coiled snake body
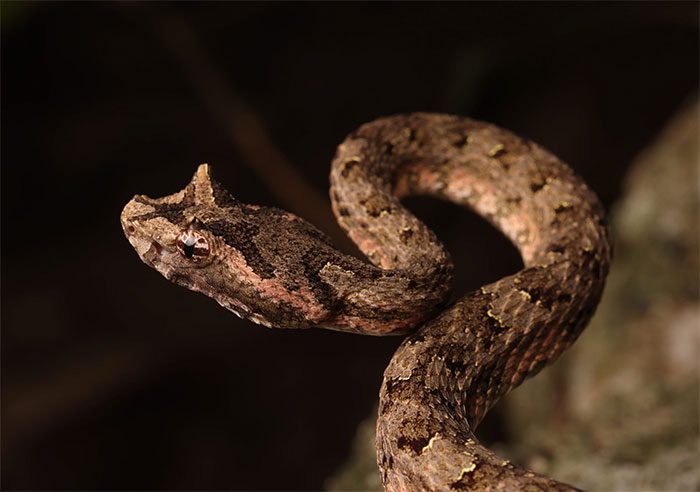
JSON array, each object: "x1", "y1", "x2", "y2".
[{"x1": 121, "y1": 114, "x2": 611, "y2": 491}]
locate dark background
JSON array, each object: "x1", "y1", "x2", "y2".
[{"x1": 2, "y1": 2, "x2": 697, "y2": 490}]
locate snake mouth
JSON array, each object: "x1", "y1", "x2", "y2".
[
  {"x1": 142, "y1": 241, "x2": 165, "y2": 268},
  {"x1": 123, "y1": 228, "x2": 160, "y2": 267},
  {"x1": 121, "y1": 197, "x2": 178, "y2": 268}
]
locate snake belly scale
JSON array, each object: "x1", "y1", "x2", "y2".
[{"x1": 121, "y1": 113, "x2": 611, "y2": 491}]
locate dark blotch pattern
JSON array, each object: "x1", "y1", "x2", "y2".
[
  {"x1": 554, "y1": 203, "x2": 574, "y2": 214},
  {"x1": 547, "y1": 244, "x2": 566, "y2": 254},
  {"x1": 211, "y1": 179, "x2": 240, "y2": 208},
  {"x1": 203, "y1": 219, "x2": 276, "y2": 278},
  {"x1": 530, "y1": 180, "x2": 546, "y2": 193},
  {"x1": 506, "y1": 196, "x2": 522, "y2": 206},
  {"x1": 451, "y1": 133, "x2": 469, "y2": 148},
  {"x1": 360, "y1": 195, "x2": 392, "y2": 217},
  {"x1": 522, "y1": 285, "x2": 572, "y2": 311},
  {"x1": 300, "y1": 249, "x2": 341, "y2": 310},
  {"x1": 406, "y1": 127, "x2": 417, "y2": 142},
  {"x1": 135, "y1": 203, "x2": 189, "y2": 225},
  {"x1": 340, "y1": 159, "x2": 359, "y2": 178},
  {"x1": 396, "y1": 434, "x2": 430, "y2": 454}
]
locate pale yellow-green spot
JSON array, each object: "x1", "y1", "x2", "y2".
[
  {"x1": 455, "y1": 462, "x2": 477, "y2": 481},
  {"x1": 487, "y1": 308, "x2": 506, "y2": 328},
  {"x1": 421, "y1": 433, "x2": 440, "y2": 454},
  {"x1": 518, "y1": 290, "x2": 532, "y2": 301},
  {"x1": 488, "y1": 143, "x2": 504, "y2": 157}
]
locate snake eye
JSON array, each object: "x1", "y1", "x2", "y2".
[{"x1": 177, "y1": 231, "x2": 210, "y2": 260}]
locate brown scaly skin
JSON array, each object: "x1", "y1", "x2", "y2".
[{"x1": 121, "y1": 114, "x2": 611, "y2": 491}]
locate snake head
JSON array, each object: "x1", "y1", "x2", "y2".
[
  {"x1": 121, "y1": 164, "x2": 220, "y2": 270},
  {"x1": 120, "y1": 164, "x2": 339, "y2": 329}
]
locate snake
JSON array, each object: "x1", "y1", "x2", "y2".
[{"x1": 121, "y1": 113, "x2": 611, "y2": 491}]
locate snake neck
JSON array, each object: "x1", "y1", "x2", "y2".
[{"x1": 329, "y1": 114, "x2": 610, "y2": 490}]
